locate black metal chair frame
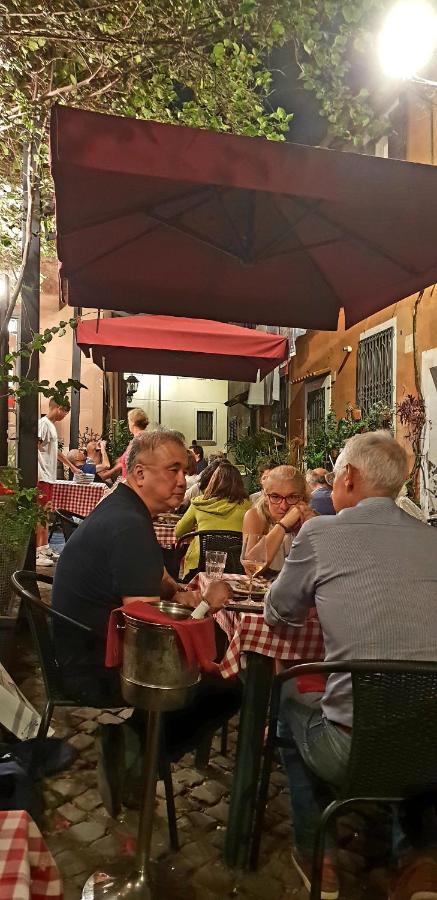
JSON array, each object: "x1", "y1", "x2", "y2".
[
  {"x1": 250, "y1": 659, "x2": 437, "y2": 900},
  {"x1": 176, "y1": 529, "x2": 244, "y2": 578},
  {"x1": 54, "y1": 509, "x2": 85, "y2": 543},
  {"x1": 11, "y1": 570, "x2": 179, "y2": 850}
]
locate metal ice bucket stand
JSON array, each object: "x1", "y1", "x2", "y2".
[{"x1": 82, "y1": 602, "x2": 200, "y2": 899}]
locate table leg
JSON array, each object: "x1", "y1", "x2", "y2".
[{"x1": 224, "y1": 653, "x2": 274, "y2": 870}]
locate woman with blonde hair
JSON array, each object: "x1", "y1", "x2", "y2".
[
  {"x1": 243, "y1": 465, "x2": 316, "y2": 573},
  {"x1": 176, "y1": 461, "x2": 251, "y2": 578}
]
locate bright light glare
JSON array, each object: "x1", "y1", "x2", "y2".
[
  {"x1": 378, "y1": 0, "x2": 437, "y2": 79},
  {"x1": 7, "y1": 319, "x2": 17, "y2": 334}
]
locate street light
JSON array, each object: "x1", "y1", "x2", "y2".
[
  {"x1": 378, "y1": 0, "x2": 437, "y2": 84},
  {"x1": 125, "y1": 373, "x2": 139, "y2": 403}
]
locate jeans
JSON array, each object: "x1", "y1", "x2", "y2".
[{"x1": 279, "y1": 684, "x2": 351, "y2": 858}]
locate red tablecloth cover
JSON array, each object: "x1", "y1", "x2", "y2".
[
  {"x1": 42, "y1": 481, "x2": 107, "y2": 517},
  {"x1": 0, "y1": 810, "x2": 62, "y2": 899},
  {"x1": 105, "y1": 601, "x2": 217, "y2": 672}
]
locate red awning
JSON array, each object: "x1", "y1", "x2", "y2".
[
  {"x1": 76, "y1": 315, "x2": 288, "y2": 382},
  {"x1": 51, "y1": 105, "x2": 437, "y2": 330}
]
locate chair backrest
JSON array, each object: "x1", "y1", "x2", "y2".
[
  {"x1": 279, "y1": 660, "x2": 437, "y2": 801},
  {"x1": 344, "y1": 661, "x2": 437, "y2": 799},
  {"x1": 56, "y1": 510, "x2": 84, "y2": 542},
  {"x1": 198, "y1": 531, "x2": 244, "y2": 574},
  {"x1": 11, "y1": 570, "x2": 93, "y2": 702}
]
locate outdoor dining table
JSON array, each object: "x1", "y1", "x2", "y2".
[
  {"x1": 214, "y1": 602, "x2": 325, "y2": 869},
  {"x1": 0, "y1": 809, "x2": 62, "y2": 899},
  {"x1": 44, "y1": 480, "x2": 107, "y2": 517}
]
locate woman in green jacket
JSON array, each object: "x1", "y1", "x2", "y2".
[{"x1": 176, "y1": 462, "x2": 251, "y2": 578}]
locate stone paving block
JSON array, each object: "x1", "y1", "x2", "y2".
[
  {"x1": 181, "y1": 840, "x2": 219, "y2": 867},
  {"x1": 186, "y1": 810, "x2": 217, "y2": 832},
  {"x1": 206, "y1": 799, "x2": 229, "y2": 825},
  {"x1": 191, "y1": 781, "x2": 227, "y2": 805},
  {"x1": 75, "y1": 788, "x2": 103, "y2": 812},
  {"x1": 174, "y1": 794, "x2": 199, "y2": 813},
  {"x1": 68, "y1": 820, "x2": 107, "y2": 844},
  {"x1": 193, "y1": 860, "x2": 236, "y2": 895},
  {"x1": 43, "y1": 788, "x2": 61, "y2": 810},
  {"x1": 57, "y1": 802, "x2": 87, "y2": 825},
  {"x1": 87, "y1": 831, "x2": 122, "y2": 861},
  {"x1": 172, "y1": 768, "x2": 204, "y2": 788},
  {"x1": 237, "y1": 872, "x2": 284, "y2": 899},
  {"x1": 268, "y1": 792, "x2": 291, "y2": 817},
  {"x1": 156, "y1": 778, "x2": 185, "y2": 799},
  {"x1": 270, "y1": 769, "x2": 288, "y2": 788},
  {"x1": 68, "y1": 732, "x2": 95, "y2": 752},
  {"x1": 70, "y1": 708, "x2": 100, "y2": 720},
  {"x1": 52, "y1": 848, "x2": 89, "y2": 878},
  {"x1": 97, "y1": 712, "x2": 125, "y2": 725},
  {"x1": 211, "y1": 754, "x2": 233, "y2": 771},
  {"x1": 49, "y1": 776, "x2": 88, "y2": 800},
  {"x1": 78, "y1": 719, "x2": 99, "y2": 734}
]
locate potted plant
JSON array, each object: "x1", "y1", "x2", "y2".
[{"x1": 0, "y1": 467, "x2": 47, "y2": 664}]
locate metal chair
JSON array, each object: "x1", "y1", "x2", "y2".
[
  {"x1": 55, "y1": 509, "x2": 85, "y2": 542},
  {"x1": 11, "y1": 570, "x2": 179, "y2": 849},
  {"x1": 176, "y1": 529, "x2": 244, "y2": 577},
  {"x1": 250, "y1": 659, "x2": 437, "y2": 899}
]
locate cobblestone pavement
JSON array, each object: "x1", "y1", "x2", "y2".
[{"x1": 10, "y1": 620, "x2": 394, "y2": 900}]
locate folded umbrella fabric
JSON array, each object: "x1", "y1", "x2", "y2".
[{"x1": 105, "y1": 601, "x2": 217, "y2": 672}]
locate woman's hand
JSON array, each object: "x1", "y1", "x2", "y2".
[
  {"x1": 296, "y1": 501, "x2": 318, "y2": 525},
  {"x1": 279, "y1": 505, "x2": 301, "y2": 531}
]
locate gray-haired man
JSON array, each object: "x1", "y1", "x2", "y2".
[{"x1": 265, "y1": 431, "x2": 437, "y2": 899}]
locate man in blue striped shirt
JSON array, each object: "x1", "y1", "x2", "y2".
[{"x1": 265, "y1": 432, "x2": 437, "y2": 899}]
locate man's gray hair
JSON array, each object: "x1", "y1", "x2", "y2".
[
  {"x1": 334, "y1": 431, "x2": 408, "y2": 498},
  {"x1": 126, "y1": 427, "x2": 186, "y2": 473}
]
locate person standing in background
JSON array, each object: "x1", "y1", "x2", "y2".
[
  {"x1": 191, "y1": 444, "x2": 207, "y2": 474},
  {"x1": 37, "y1": 398, "x2": 81, "y2": 567}
]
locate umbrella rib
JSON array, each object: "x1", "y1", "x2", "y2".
[
  {"x1": 253, "y1": 198, "x2": 323, "y2": 261},
  {"x1": 291, "y1": 196, "x2": 419, "y2": 276},
  {"x1": 60, "y1": 186, "x2": 214, "y2": 237}
]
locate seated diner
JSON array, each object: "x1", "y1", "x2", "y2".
[
  {"x1": 175, "y1": 461, "x2": 251, "y2": 578},
  {"x1": 243, "y1": 465, "x2": 315, "y2": 574},
  {"x1": 265, "y1": 432, "x2": 437, "y2": 899},
  {"x1": 52, "y1": 428, "x2": 240, "y2": 809}
]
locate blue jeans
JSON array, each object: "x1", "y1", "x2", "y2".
[{"x1": 279, "y1": 684, "x2": 351, "y2": 857}]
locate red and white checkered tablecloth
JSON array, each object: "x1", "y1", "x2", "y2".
[
  {"x1": 43, "y1": 481, "x2": 107, "y2": 517},
  {"x1": 0, "y1": 810, "x2": 62, "y2": 899},
  {"x1": 215, "y1": 607, "x2": 324, "y2": 678},
  {"x1": 153, "y1": 523, "x2": 177, "y2": 548}
]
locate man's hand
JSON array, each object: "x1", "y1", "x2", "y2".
[
  {"x1": 203, "y1": 580, "x2": 233, "y2": 611},
  {"x1": 70, "y1": 465, "x2": 83, "y2": 476},
  {"x1": 173, "y1": 589, "x2": 201, "y2": 609}
]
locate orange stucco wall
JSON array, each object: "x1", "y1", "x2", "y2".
[{"x1": 38, "y1": 260, "x2": 103, "y2": 448}]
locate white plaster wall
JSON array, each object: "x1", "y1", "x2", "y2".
[{"x1": 132, "y1": 375, "x2": 228, "y2": 451}]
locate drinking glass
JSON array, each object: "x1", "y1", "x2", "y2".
[
  {"x1": 240, "y1": 534, "x2": 267, "y2": 600},
  {"x1": 205, "y1": 550, "x2": 227, "y2": 579}
]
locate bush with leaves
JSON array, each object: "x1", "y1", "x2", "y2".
[
  {"x1": 104, "y1": 420, "x2": 131, "y2": 465},
  {"x1": 0, "y1": 467, "x2": 48, "y2": 611},
  {"x1": 227, "y1": 430, "x2": 290, "y2": 491},
  {"x1": 303, "y1": 404, "x2": 394, "y2": 470}
]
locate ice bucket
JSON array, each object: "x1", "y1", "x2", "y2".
[{"x1": 120, "y1": 601, "x2": 200, "y2": 711}]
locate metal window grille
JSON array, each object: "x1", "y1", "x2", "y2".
[
  {"x1": 272, "y1": 377, "x2": 288, "y2": 436},
  {"x1": 197, "y1": 410, "x2": 214, "y2": 441},
  {"x1": 306, "y1": 387, "x2": 326, "y2": 439},
  {"x1": 357, "y1": 327, "x2": 393, "y2": 415}
]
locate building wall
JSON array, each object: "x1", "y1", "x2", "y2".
[
  {"x1": 132, "y1": 374, "x2": 228, "y2": 451},
  {"x1": 38, "y1": 261, "x2": 104, "y2": 448}
]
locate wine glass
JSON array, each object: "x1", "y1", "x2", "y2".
[{"x1": 240, "y1": 534, "x2": 267, "y2": 600}]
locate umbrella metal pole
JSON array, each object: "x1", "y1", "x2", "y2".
[
  {"x1": 81, "y1": 709, "x2": 162, "y2": 899},
  {"x1": 135, "y1": 709, "x2": 161, "y2": 879}
]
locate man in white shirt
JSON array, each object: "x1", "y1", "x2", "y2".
[{"x1": 37, "y1": 398, "x2": 81, "y2": 566}]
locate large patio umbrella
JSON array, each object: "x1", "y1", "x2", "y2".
[
  {"x1": 76, "y1": 315, "x2": 288, "y2": 381},
  {"x1": 51, "y1": 105, "x2": 437, "y2": 330}
]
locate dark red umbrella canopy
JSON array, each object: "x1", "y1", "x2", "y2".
[
  {"x1": 51, "y1": 105, "x2": 437, "y2": 330},
  {"x1": 76, "y1": 315, "x2": 288, "y2": 382}
]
